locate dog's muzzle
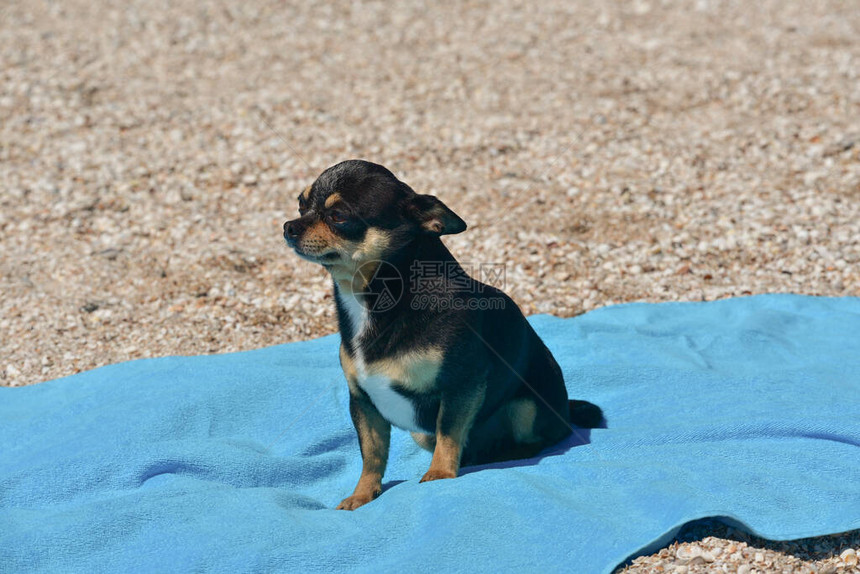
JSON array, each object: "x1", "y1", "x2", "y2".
[{"x1": 283, "y1": 219, "x2": 302, "y2": 246}]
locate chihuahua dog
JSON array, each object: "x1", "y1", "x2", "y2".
[{"x1": 284, "y1": 160, "x2": 602, "y2": 510}]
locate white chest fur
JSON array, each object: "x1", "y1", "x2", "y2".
[
  {"x1": 355, "y1": 358, "x2": 423, "y2": 432},
  {"x1": 338, "y1": 290, "x2": 443, "y2": 433},
  {"x1": 338, "y1": 290, "x2": 368, "y2": 341}
]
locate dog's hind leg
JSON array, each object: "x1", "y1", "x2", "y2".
[{"x1": 410, "y1": 432, "x2": 436, "y2": 452}]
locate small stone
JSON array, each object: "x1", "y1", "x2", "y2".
[
  {"x1": 840, "y1": 548, "x2": 857, "y2": 567},
  {"x1": 81, "y1": 301, "x2": 100, "y2": 313},
  {"x1": 676, "y1": 545, "x2": 703, "y2": 564},
  {"x1": 179, "y1": 186, "x2": 195, "y2": 201},
  {"x1": 98, "y1": 247, "x2": 123, "y2": 260}
]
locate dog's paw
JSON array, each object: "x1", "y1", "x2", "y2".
[
  {"x1": 336, "y1": 494, "x2": 374, "y2": 511},
  {"x1": 419, "y1": 469, "x2": 457, "y2": 483}
]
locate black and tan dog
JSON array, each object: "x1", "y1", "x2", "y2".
[{"x1": 284, "y1": 160, "x2": 602, "y2": 510}]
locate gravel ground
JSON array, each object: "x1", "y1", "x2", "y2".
[{"x1": 1, "y1": 0, "x2": 858, "y2": 571}]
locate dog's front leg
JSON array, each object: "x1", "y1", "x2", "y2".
[
  {"x1": 420, "y1": 384, "x2": 486, "y2": 483},
  {"x1": 336, "y1": 391, "x2": 391, "y2": 510}
]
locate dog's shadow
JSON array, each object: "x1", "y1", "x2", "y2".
[
  {"x1": 460, "y1": 423, "x2": 601, "y2": 476},
  {"x1": 381, "y1": 479, "x2": 407, "y2": 493},
  {"x1": 382, "y1": 419, "x2": 605, "y2": 491}
]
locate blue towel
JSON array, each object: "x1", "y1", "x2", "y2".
[{"x1": 1, "y1": 294, "x2": 858, "y2": 573}]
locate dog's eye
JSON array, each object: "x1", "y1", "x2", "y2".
[{"x1": 328, "y1": 211, "x2": 348, "y2": 225}]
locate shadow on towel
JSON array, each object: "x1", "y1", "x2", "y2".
[
  {"x1": 461, "y1": 425, "x2": 598, "y2": 476},
  {"x1": 381, "y1": 424, "x2": 599, "y2": 492}
]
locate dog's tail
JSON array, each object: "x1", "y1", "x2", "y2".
[{"x1": 568, "y1": 400, "x2": 603, "y2": 428}]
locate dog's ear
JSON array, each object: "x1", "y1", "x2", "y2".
[{"x1": 407, "y1": 194, "x2": 467, "y2": 236}]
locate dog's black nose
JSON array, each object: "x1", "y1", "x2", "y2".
[{"x1": 284, "y1": 220, "x2": 300, "y2": 242}]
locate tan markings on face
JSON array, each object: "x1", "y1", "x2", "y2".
[
  {"x1": 299, "y1": 186, "x2": 311, "y2": 202},
  {"x1": 508, "y1": 398, "x2": 539, "y2": 444},
  {"x1": 300, "y1": 220, "x2": 351, "y2": 257},
  {"x1": 364, "y1": 347, "x2": 443, "y2": 392},
  {"x1": 352, "y1": 228, "x2": 391, "y2": 263},
  {"x1": 328, "y1": 228, "x2": 392, "y2": 292},
  {"x1": 303, "y1": 220, "x2": 338, "y2": 245},
  {"x1": 324, "y1": 193, "x2": 342, "y2": 209}
]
